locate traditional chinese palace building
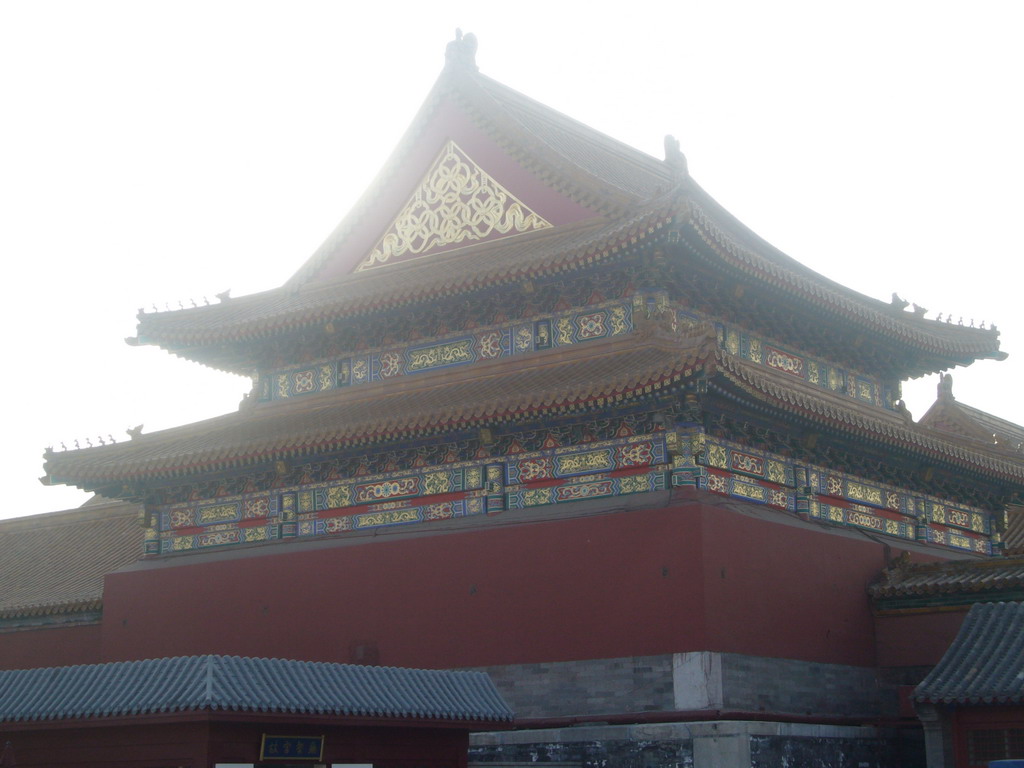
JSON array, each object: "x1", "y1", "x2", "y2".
[{"x1": 6, "y1": 34, "x2": 1024, "y2": 768}]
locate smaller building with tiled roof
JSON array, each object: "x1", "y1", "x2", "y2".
[
  {"x1": 913, "y1": 602, "x2": 1024, "y2": 767},
  {"x1": 0, "y1": 655, "x2": 512, "y2": 767},
  {"x1": 915, "y1": 602, "x2": 1024, "y2": 707}
]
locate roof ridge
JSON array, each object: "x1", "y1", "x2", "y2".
[
  {"x1": 0, "y1": 500, "x2": 139, "y2": 531},
  {"x1": 472, "y1": 71, "x2": 672, "y2": 179},
  {"x1": 686, "y1": 202, "x2": 1004, "y2": 360}
]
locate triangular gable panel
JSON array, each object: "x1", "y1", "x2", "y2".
[
  {"x1": 297, "y1": 94, "x2": 601, "y2": 285},
  {"x1": 355, "y1": 141, "x2": 552, "y2": 271}
]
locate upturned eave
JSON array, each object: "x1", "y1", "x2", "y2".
[{"x1": 47, "y1": 324, "x2": 717, "y2": 493}]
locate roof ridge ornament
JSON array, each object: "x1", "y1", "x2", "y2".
[
  {"x1": 445, "y1": 29, "x2": 478, "y2": 72},
  {"x1": 938, "y1": 372, "x2": 954, "y2": 401},
  {"x1": 664, "y1": 135, "x2": 688, "y2": 179}
]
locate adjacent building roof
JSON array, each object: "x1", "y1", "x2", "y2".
[
  {"x1": 914, "y1": 601, "x2": 1024, "y2": 705},
  {"x1": 919, "y1": 374, "x2": 1024, "y2": 458},
  {"x1": 0, "y1": 499, "x2": 142, "y2": 621},
  {"x1": 0, "y1": 655, "x2": 513, "y2": 724},
  {"x1": 868, "y1": 554, "x2": 1024, "y2": 612}
]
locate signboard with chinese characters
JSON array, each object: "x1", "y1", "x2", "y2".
[{"x1": 259, "y1": 734, "x2": 325, "y2": 761}]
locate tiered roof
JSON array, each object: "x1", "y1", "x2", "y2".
[
  {"x1": 50, "y1": 323, "x2": 714, "y2": 491},
  {"x1": 43, "y1": 35, "x2": 1014, "y2": 505}
]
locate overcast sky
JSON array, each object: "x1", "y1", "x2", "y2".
[{"x1": 2, "y1": 1, "x2": 1022, "y2": 519}]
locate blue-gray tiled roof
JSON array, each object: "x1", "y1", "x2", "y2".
[
  {"x1": 915, "y1": 601, "x2": 1024, "y2": 705},
  {"x1": 0, "y1": 655, "x2": 514, "y2": 724}
]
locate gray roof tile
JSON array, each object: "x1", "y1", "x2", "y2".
[
  {"x1": 914, "y1": 601, "x2": 1024, "y2": 705},
  {"x1": 869, "y1": 556, "x2": 1024, "y2": 600},
  {"x1": 0, "y1": 655, "x2": 514, "y2": 723}
]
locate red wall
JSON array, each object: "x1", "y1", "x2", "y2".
[
  {"x1": 100, "y1": 504, "x2": 706, "y2": 667},
  {"x1": 0, "y1": 623, "x2": 102, "y2": 671},
  {"x1": 0, "y1": 720, "x2": 208, "y2": 767},
  {"x1": 96, "y1": 499, "x2": 911, "y2": 670},
  {"x1": 700, "y1": 504, "x2": 888, "y2": 666},
  {"x1": 875, "y1": 610, "x2": 968, "y2": 668}
]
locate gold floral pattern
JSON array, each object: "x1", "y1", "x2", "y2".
[{"x1": 357, "y1": 141, "x2": 551, "y2": 270}]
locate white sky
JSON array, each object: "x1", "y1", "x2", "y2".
[{"x1": 1, "y1": 1, "x2": 1022, "y2": 520}]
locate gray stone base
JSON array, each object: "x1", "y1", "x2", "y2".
[
  {"x1": 472, "y1": 651, "x2": 893, "y2": 720},
  {"x1": 471, "y1": 721, "x2": 921, "y2": 768},
  {"x1": 471, "y1": 723, "x2": 693, "y2": 768}
]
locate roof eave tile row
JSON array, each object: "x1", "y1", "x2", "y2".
[
  {"x1": 0, "y1": 655, "x2": 514, "y2": 724},
  {"x1": 869, "y1": 556, "x2": 1024, "y2": 599},
  {"x1": 0, "y1": 598, "x2": 103, "y2": 622},
  {"x1": 135, "y1": 204, "x2": 678, "y2": 356},
  {"x1": 45, "y1": 327, "x2": 715, "y2": 489}
]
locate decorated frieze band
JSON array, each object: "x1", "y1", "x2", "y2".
[
  {"x1": 259, "y1": 294, "x2": 894, "y2": 412},
  {"x1": 297, "y1": 494, "x2": 488, "y2": 537},
  {"x1": 674, "y1": 429, "x2": 996, "y2": 552},
  {"x1": 699, "y1": 437, "x2": 793, "y2": 487},
  {"x1": 506, "y1": 468, "x2": 668, "y2": 509},
  {"x1": 146, "y1": 425, "x2": 997, "y2": 556},
  {"x1": 262, "y1": 299, "x2": 633, "y2": 400},
  {"x1": 148, "y1": 435, "x2": 669, "y2": 554},
  {"x1": 808, "y1": 499, "x2": 915, "y2": 541},
  {"x1": 505, "y1": 436, "x2": 666, "y2": 484},
  {"x1": 700, "y1": 314, "x2": 897, "y2": 411},
  {"x1": 927, "y1": 524, "x2": 992, "y2": 554}
]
